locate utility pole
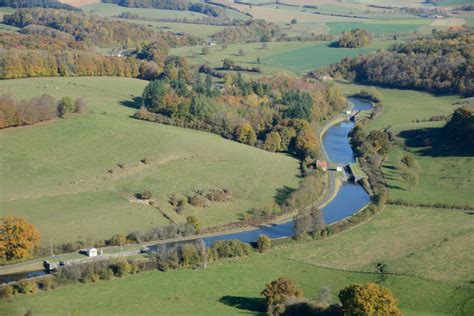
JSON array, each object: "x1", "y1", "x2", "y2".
[{"x1": 50, "y1": 238, "x2": 54, "y2": 257}]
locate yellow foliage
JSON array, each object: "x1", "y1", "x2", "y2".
[{"x1": 0, "y1": 217, "x2": 41, "y2": 261}]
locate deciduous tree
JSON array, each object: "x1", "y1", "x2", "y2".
[{"x1": 0, "y1": 216, "x2": 40, "y2": 261}]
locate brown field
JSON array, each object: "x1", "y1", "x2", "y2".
[
  {"x1": 60, "y1": 0, "x2": 100, "y2": 6},
  {"x1": 214, "y1": 0, "x2": 361, "y2": 22}
]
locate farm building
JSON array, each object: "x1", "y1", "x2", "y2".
[
  {"x1": 87, "y1": 247, "x2": 98, "y2": 257},
  {"x1": 316, "y1": 160, "x2": 328, "y2": 171}
]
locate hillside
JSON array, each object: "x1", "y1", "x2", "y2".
[{"x1": 0, "y1": 77, "x2": 300, "y2": 246}]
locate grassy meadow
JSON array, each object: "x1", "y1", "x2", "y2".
[
  {"x1": 277, "y1": 205, "x2": 474, "y2": 285},
  {"x1": 1, "y1": 204, "x2": 473, "y2": 315},
  {"x1": 0, "y1": 256, "x2": 472, "y2": 315},
  {"x1": 171, "y1": 40, "x2": 392, "y2": 75},
  {"x1": 0, "y1": 77, "x2": 300, "y2": 246}
]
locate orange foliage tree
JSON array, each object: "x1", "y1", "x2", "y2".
[
  {"x1": 0, "y1": 217, "x2": 41, "y2": 261},
  {"x1": 338, "y1": 283, "x2": 402, "y2": 316}
]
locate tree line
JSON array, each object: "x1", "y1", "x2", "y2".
[
  {"x1": 0, "y1": 0, "x2": 78, "y2": 10},
  {"x1": 0, "y1": 94, "x2": 85, "y2": 129},
  {"x1": 3, "y1": 8, "x2": 195, "y2": 48},
  {"x1": 0, "y1": 8, "x2": 202, "y2": 79},
  {"x1": 102, "y1": 0, "x2": 224, "y2": 17},
  {"x1": 314, "y1": 27, "x2": 473, "y2": 97}
]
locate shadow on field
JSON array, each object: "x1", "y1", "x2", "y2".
[
  {"x1": 274, "y1": 186, "x2": 296, "y2": 206},
  {"x1": 399, "y1": 127, "x2": 473, "y2": 157},
  {"x1": 219, "y1": 295, "x2": 266, "y2": 313},
  {"x1": 120, "y1": 96, "x2": 142, "y2": 109}
]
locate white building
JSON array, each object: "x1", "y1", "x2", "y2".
[{"x1": 87, "y1": 247, "x2": 98, "y2": 257}]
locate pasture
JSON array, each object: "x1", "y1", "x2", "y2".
[
  {"x1": 0, "y1": 77, "x2": 300, "y2": 246},
  {"x1": 171, "y1": 40, "x2": 391, "y2": 75},
  {"x1": 277, "y1": 205, "x2": 474, "y2": 285},
  {"x1": 1, "y1": 211, "x2": 472, "y2": 315}
]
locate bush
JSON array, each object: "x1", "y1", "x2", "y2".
[
  {"x1": 73, "y1": 98, "x2": 87, "y2": 113},
  {"x1": 16, "y1": 279, "x2": 38, "y2": 294},
  {"x1": 98, "y1": 268, "x2": 114, "y2": 280},
  {"x1": 37, "y1": 276, "x2": 56, "y2": 291},
  {"x1": 257, "y1": 234, "x2": 271, "y2": 253},
  {"x1": 210, "y1": 240, "x2": 252, "y2": 260},
  {"x1": 136, "y1": 190, "x2": 152, "y2": 200},
  {"x1": 188, "y1": 194, "x2": 209, "y2": 207},
  {"x1": 57, "y1": 96, "x2": 74, "y2": 118},
  {"x1": 113, "y1": 261, "x2": 132, "y2": 277},
  {"x1": 0, "y1": 285, "x2": 14, "y2": 298}
]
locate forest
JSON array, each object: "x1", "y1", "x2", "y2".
[{"x1": 315, "y1": 27, "x2": 473, "y2": 97}]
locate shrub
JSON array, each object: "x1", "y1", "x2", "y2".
[
  {"x1": 16, "y1": 279, "x2": 38, "y2": 294},
  {"x1": 98, "y1": 268, "x2": 114, "y2": 280},
  {"x1": 110, "y1": 234, "x2": 127, "y2": 246},
  {"x1": 0, "y1": 285, "x2": 14, "y2": 298},
  {"x1": 73, "y1": 98, "x2": 87, "y2": 113},
  {"x1": 210, "y1": 240, "x2": 252, "y2": 260},
  {"x1": 57, "y1": 96, "x2": 74, "y2": 118},
  {"x1": 136, "y1": 190, "x2": 152, "y2": 200},
  {"x1": 257, "y1": 234, "x2": 271, "y2": 253},
  {"x1": 37, "y1": 276, "x2": 56, "y2": 291},
  {"x1": 201, "y1": 46, "x2": 210, "y2": 55},
  {"x1": 113, "y1": 261, "x2": 132, "y2": 277},
  {"x1": 188, "y1": 194, "x2": 209, "y2": 207}
]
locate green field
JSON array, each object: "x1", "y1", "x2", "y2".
[
  {"x1": 171, "y1": 40, "x2": 392, "y2": 75},
  {"x1": 1, "y1": 252, "x2": 472, "y2": 315},
  {"x1": 277, "y1": 205, "x2": 474, "y2": 285},
  {"x1": 263, "y1": 40, "x2": 391, "y2": 74},
  {"x1": 0, "y1": 77, "x2": 300, "y2": 246}
]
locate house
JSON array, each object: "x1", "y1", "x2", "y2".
[
  {"x1": 336, "y1": 165, "x2": 343, "y2": 172},
  {"x1": 316, "y1": 160, "x2": 328, "y2": 171},
  {"x1": 87, "y1": 247, "x2": 98, "y2": 257}
]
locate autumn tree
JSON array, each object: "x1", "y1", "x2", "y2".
[
  {"x1": 257, "y1": 234, "x2": 271, "y2": 253},
  {"x1": 186, "y1": 216, "x2": 200, "y2": 233},
  {"x1": 338, "y1": 283, "x2": 402, "y2": 316},
  {"x1": 263, "y1": 131, "x2": 282, "y2": 152},
  {"x1": 338, "y1": 28, "x2": 373, "y2": 48},
  {"x1": 262, "y1": 277, "x2": 304, "y2": 316},
  {"x1": 234, "y1": 122, "x2": 257, "y2": 146},
  {"x1": 0, "y1": 216, "x2": 40, "y2": 261}
]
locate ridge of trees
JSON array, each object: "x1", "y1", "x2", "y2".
[
  {"x1": 102, "y1": 0, "x2": 224, "y2": 17},
  {"x1": 3, "y1": 8, "x2": 196, "y2": 48},
  {"x1": 312, "y1": 27, "x2": 474, "y2": 97},
  {"x1": 0, "y1": 0, "x2": 79, "y2": 10}
]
